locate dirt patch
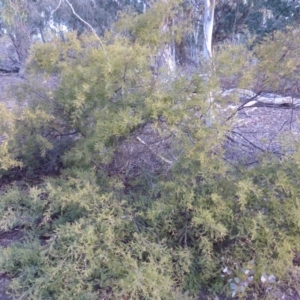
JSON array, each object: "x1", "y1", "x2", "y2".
[{"x1": 224, "y1": 105, "x2": 300, "y2": 166}]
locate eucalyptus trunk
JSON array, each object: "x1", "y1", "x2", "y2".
[
  {"x1": 203, "y1": 0, "x2": 215, "y2": 125},
  {"x1": 203, "y1": 0, "x2": 215, "y2": 60}
]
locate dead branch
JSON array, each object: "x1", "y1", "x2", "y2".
[
  {"x1": 64, "y1": 0, "x2": 104, "y2": 48},
  {"x1": 136, "y1": 136, "x2": 173, "y2": 165}
]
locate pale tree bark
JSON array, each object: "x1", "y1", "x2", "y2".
[
  {"x1": 1, "y1": 0, "x2": 32, "y2": 69},
  {"x1": 157, "y1": 15, "x2": 176, "y2": 75},
  {"x1": 203, "y1": 0, "x2": 215, "y2": 125},
  {"x1": 156, "y1": 0, "x2": 176, "y2": 76},
  {"x1": 203, "y1": 0, "x2": 215, "y2": 60},
  {"x1": 8, "y1": 24, "x2": 32, "y2": 65}
]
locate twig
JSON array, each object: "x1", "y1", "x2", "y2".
[
  {"x1": 231, "y1": 130, "x2": 266, "y2": 153},
  {"x1": 267, "y1": 120, "x2": 287, "y2": 151},
  {"x1": 64, "y1": 0, "x2": 104, "y2": 48},
  {"x1": 52, "y1": 0, "x2": 62, "y2": 14},
  {"x1": 136, "y1": 136, "x2": 173, "y2": 165},
  {"x1": 225, "y1": 91, "x2": 262, "y2": 123},
  {"x1": 289, "y1": 105, "x2": 295, "y2": 130},
  {"x1": 184, "y1": 225, "x2": 188, "y2": 248}
]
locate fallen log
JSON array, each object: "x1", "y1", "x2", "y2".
[{"x1": 223, "y1": 88, "x2": 300, "y2": 111}]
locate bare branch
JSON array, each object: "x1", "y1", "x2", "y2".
[
  {"x1": 231, "y1": 130, "x2": 266, "y2": 153},
  {"x1": 64, "y1": 0, "x2": 104, "y2": 48},
  {"x1": 136, "y1": 136, "x2": 173, "y2": 165},
  {"x1": 52, "y1": 0, "x2": 63, "y2": 14}
]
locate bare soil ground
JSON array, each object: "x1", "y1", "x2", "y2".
[{"x1": 226, "y1": 105, "x2": 300, "y2": 166}]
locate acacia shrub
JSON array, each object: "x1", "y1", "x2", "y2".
[
  {"x1": 0, "y1": 171, "x2": 193, "y2": 299},
  {"x1": 2, "y1": 14, "x2": 300, "y2": 300},
  {"x1": 2, "y1": 150, "x2": 300, "y2": 298}
]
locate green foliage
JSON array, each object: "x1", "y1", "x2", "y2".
[
  {"x1": 0, "y1": 171, "x2": 192, "y2": 299},
  {"x1": 117, "y1": 0, "x2": 186, "y2": 49},
  {"x1": 253, "y1": 27, "x2": 300, "y2": 93},
  {"x1": 2, "y1": 7, "x2": 300, "y2": 300}
]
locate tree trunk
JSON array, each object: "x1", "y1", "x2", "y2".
[
  {"x1": 203, "y1": 0, "x2": 215, "y2": 60},
  {"x1": 203, "y1": 0, "x2": 216, "y2": 125},
  {"x1": 8, "y1": 24, "x2": 31, "y2": 65},
  {"x1": 157, "y1": 14, "x2": 176, "y2": 75}
]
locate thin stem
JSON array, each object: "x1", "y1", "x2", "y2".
[
  {"x1": 64, "y1": 0, "x2": 104, "y2": 49},
  {"x1": 136, "y1": 136, "x2": 173, "y2": 165}
]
